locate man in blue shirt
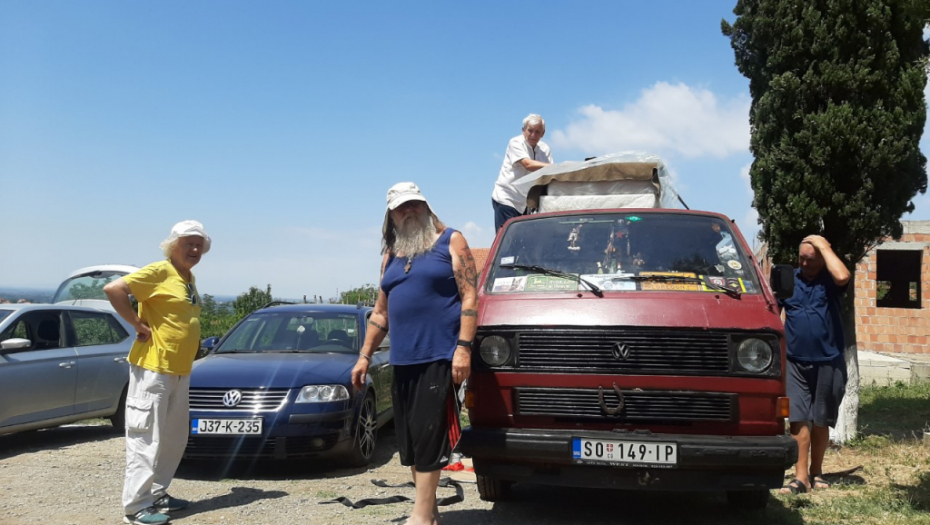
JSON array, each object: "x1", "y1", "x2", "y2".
[{"x1": 778, "y1": 235, "x2": 851, "y2": 495}]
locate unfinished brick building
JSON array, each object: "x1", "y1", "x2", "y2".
[{"x1": 854, "y1": 220, "x2": 930, "y2": 356}]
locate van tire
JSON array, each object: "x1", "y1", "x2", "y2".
[
  {"x1": 476, "y1": 474, "x2": 511, "y2": 501},
  {"x1": 108, "y1": 386, "x2": 128, "y2": 432},
  {"x1": 726, "y1": 489, "x2": 769, "y2": 510}
]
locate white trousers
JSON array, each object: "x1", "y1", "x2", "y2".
[{"x1": 122, "y1": 364, "x2": 190, "y2": 515}]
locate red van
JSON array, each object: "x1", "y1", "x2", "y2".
[{"x1": 459, "y1": 159, "x2": 797, "y2": 510}]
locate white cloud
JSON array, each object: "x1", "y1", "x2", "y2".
[
  {"x1": 551, "y1": 82, "x2": 750, "y2": 159},
  {"x1": 460, "y1": 221, "x2": 494, "y2": 249}
]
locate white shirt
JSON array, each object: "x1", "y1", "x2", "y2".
[{"x1": 491, "y1": 135, "x2": 553, "y2": 212}]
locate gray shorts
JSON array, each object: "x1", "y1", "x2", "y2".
[{"x1": 786, "y1": 357, "x2": 847, "y2": 427}]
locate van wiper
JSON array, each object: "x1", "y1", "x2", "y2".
[
  {"x1": 500, "y1": 263, "x2": 603, "y2": 298},
  {"x1": 611, "y1": 274, "x2": 741, "y2": 298}
]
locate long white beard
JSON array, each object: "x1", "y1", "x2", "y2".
[{"x1": 394, "y1": 213, "x2": 436, "y2": 259}]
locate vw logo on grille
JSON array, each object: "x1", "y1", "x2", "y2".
[
  {"x1": 611, "y1": 342, "x2": 631, "y2": 361},
  {"x1": 222, "y1": 390, "x2": 242, "y2": 408}
]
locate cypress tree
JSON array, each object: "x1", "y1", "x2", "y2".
[{"x1": 722, "y1": 0, "x2": 928, "y2": 441}]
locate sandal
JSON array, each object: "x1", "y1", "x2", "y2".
[
  {"x1": 778, "y1": 478, "x2": 809, "y2": 495},
  {"x1": 812, "y1": 475, "x2": 830, "y2": 489}
]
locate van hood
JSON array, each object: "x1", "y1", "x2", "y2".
[{"x1": 478, "y1": 292, "x2": 781, "y2": 332}]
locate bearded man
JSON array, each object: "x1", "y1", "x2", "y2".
[{"x1": 352, "y1": 182, "x2": 478, "y2": 525}]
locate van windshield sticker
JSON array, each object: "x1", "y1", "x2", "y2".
[
  {"x1": 579, "y1": 274, "x2": 637, "y2": 291},
  {"x1": 500, "y1": 256, "x2": 516, "y2": 265},
  {"x1": 626, "y1": 216, "x2": 642, "y2": 222},
  {"x1": 525, "y1": 275, "x2": 578, "y2": 291},
  {"x1": 492, "y1": 276, "x2": 527, "y2": 293}
]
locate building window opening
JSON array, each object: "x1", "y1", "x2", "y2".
[{"x1": 876, "y1": 250, "x2": 922, "y2": 309}]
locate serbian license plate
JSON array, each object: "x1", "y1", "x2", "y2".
[
  {"x1": 572, "y1": 438, "x2": 678, "y2": 467},
  {"x1": 190, "y1": 418, "x2": 262, "y2": 435}
]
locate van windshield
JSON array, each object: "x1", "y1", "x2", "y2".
[{"x1": 486, "y1": 212, "x2": 760, "y2": 295}]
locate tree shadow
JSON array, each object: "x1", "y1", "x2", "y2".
[
  {"x1": 0, "y1": 423, "x2": 120, "y2": 460},
  {"x1": 857, "y1": 386, "x2": 930, "y2": 442},
  {"x1": 177, "y1": 425, "x2": 398, "y2": 481},
  {"x1": 436, "y1": 484, "x2": 802, "y2": 525},
  {"x1": 168, "y1": 486, "x2": 288, "y2": 520},
  {"x1": 891, "y1": 471, "x2": 930, "y2": 512}
]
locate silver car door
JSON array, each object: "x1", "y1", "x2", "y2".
[
  {"x1": 0, "y1": 310, "x2": 78, "y2": 429},
  {"x1": 67, "y1": 310, "x2": 132, "y2": 415}
]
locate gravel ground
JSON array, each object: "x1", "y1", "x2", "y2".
[{"x1": 0, "y1": 422, "x2": 800, "y2": 525}]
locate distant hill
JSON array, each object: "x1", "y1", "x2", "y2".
[{"x1": 0, "y1": 287, "x2": 55, "y2": 304}]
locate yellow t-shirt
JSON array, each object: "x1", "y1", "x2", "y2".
[{"x1": 123, "y1": 260, "x2": 202, "y2": 375}]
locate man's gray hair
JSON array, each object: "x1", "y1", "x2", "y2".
[
  {"x1": 522, "y1": 113, "x2": 545, "y2": 130},
  {"x1": 160, "y1": 238, "x2": 179, "y2": 258}
]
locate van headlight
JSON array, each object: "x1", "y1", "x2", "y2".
[
  {"x1": 736, "y1": 338, "x2": 773, "y2": 373},
  {"x1": 296, "y1": 385, "x2": 350, "y2": 403},
  {"x1": 479, "y1": 336, "x2": 512, "y2": 367}
]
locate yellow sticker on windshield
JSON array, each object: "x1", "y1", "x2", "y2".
[{"x1": 639, "y1": 271, "x2": 701, "y2": 291}]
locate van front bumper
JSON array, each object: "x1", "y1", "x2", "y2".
[{"x1": 459, "y1": 427, "x2": 797, "y2": 491}]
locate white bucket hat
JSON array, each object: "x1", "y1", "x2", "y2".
[
  {"x1": 383, "y1": 182, "x2": 431, "y2": 236},
  {"x1": 164, "y1": 220, "x2": 211, "y2": 254},
  {"x1": 385, "y1": 182, "x2": 428, "y2": 211}
]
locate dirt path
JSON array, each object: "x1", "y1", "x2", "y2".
[{"x1": 0, "y1": 423, "x2": 803, "y2": 525}]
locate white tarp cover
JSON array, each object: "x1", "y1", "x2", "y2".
[{"x1": 513, "y1": 152, "x2": 681, "y2": 212}]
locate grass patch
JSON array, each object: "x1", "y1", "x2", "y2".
[
  {"x1": 855, "y1": 381, "x2": 930, "y2": 441},
  {"x1": 771, "y1": 380, "x2": 930, "y2": 524}
]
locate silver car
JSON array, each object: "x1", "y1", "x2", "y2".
[{"x1": 0, "y1": 304, "x2": 134, "y2": 436}]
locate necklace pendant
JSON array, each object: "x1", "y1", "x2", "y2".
[{"x1": 404, "y1": 258, "x2": 412, "y2": 274}]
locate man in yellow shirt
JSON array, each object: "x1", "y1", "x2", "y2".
[{"x1": 104, "y1": 220, "x2": 210, "y2": 525}]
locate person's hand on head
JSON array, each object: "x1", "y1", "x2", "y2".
[{"x1": 802, "y1": 235, "x2": 830, "y2": 252}]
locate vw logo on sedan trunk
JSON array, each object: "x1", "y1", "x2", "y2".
[{"x1": 222, "y1": 390, "x2": 242, "y2": 408}]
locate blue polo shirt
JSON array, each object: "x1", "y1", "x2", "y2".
[{"x1": 779, "y1": 269, "x2": 848, "y2": 363}]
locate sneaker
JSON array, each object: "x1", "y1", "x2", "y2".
[
  {"x1": 154, "y1": 494, "x2": 190, "y2": 512},
  {"x1": 124, "y1": 507, "x2": 170, "y2": 525}
]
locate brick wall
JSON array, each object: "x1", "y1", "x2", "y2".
[{"x1": 854, "y1": 229, "x2": 930, "y2": 355}]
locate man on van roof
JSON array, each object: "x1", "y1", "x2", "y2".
[{"x1": 491, "y1": 114, "x2": 554, "y2": 232}]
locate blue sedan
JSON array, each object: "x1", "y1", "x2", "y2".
[{"x1": 185, "y1": 304, "x2": 392, "y2": 466}]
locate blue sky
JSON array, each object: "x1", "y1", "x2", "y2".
[{"x1": 1, "y1": 1, "x2": 928, "y2": 299}]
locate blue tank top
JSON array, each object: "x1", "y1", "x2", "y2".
[{"x1": 381, "y1": 228, "x2": 460, "y2": 366}]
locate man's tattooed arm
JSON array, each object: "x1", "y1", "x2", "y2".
[{"x1": 368, "y1": 319, "x2": 388, "y2": 332}]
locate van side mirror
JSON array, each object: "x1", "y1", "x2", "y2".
[
  {"x1": 770, "y1": 265, "x2": 795, "y2": 300},
  {"x1": 0, "y1": 338, "x2": 32, "y2": 352}
]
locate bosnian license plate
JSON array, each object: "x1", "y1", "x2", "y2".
[
  {"x1": 572, "y1": 438, "x2": 678, "y2": 467},
  {"x1": 190, "y1": 418, "x2": 262, "y2": 435}
]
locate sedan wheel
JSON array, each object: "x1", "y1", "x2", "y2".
[{"x1": 345, "y1": 394, "x2": 377, "y2": 467}]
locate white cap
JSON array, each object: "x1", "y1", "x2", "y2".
[
  {"x1": 386, "y1": 182, "x2": 428, "y2": 211},
  {"x1": 165, "y1": 220, "x2": 211, "y2": 254}
]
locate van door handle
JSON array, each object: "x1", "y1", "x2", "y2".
[{"x1": 59, "y1": 361, "x2": 75, "y2": 368}]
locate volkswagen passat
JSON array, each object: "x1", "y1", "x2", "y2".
[{"x1": 184, "y1": 304, "x2": 392, "y2": 466}]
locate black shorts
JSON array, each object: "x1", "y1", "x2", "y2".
[
  {"x1": 787, "y1": 357, "x2": 847, "y2": 427},
  {"x1": 392, "y1": 359, "x2": 459, "y2": 472}
]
